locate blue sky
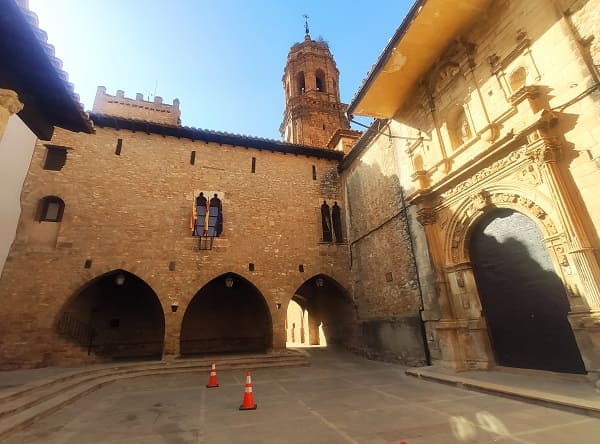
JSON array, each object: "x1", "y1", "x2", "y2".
[{"x1": 29, "y1": 1, "x2": 412, "y2": 140}]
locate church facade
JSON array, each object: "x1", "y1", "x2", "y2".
[{"x1": 347, "y1": 0, "x2": 600, "y2": 383}]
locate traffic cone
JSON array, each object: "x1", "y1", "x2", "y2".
[
  {"x1": 239, "y1": 371, "x2": 257, "y2": 410},
  {"x1": 206, "y1": 363, "x2": 219, "y2": 388}
]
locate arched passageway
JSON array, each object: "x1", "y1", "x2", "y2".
[
  {"x1": 180, "y1": 273, "x2": 272, "y2": 355},
  {"x1": 287, "y1": 274, "x2": 353, "y2": 348},
  {"x1": 57, "y1": 270, "x2": 165, "y2": 360},
  {"x1": 470, "y1": 209, "x2": 585, "y2": 373},
  {"x1": 286, "y1": 299, "x2": 326, "y2": 346}
]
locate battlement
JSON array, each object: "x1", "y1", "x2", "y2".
[{"x1": 92, "y1": 86, "x2": 181, "y2": 126}]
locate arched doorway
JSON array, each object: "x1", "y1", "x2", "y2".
[
  {"x1": 286, "y1": 299, "x2": 327, "y2": 346},
  {"x1": 470, "y1": 209, "x2": 585, "y2": 373},
  {"x1": 288, "y1": 274, "x2": 353, "y2": 348},
  {"x1": 57, "y1": 269, "x2": 165, "y2": 360},
  {"x1": 180, "y1": 273, "x2": 272, "y2": 355}
]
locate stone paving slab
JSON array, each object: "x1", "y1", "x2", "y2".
[
  {"x1": 405, "y1": 366, "x2": 600, "y2": 417},
  {"x1": 3, "y1": 349, "x2": 600, "y2": 443}
]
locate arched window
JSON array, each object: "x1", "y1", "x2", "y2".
[
  {"x1": 37, "y1": 196, "x2": 65, "y2": 222},
  {"x1": 296, "y1": 72, "x2": 305, "y2": 95},
  {"x1": 316, "y1": 69, "x2": 326, "y2": 92}
]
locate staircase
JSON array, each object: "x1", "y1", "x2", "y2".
[{"x1": 0, "y1": 350, "x2": 309, "y2": 439}]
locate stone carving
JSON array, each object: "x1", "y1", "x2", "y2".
[
  {"x1": 435, "y1": 62, "x2": 461, "y2": 92},
  {"x1": 516, "y1": 164, "x2": 542, "y2": 185},
  {"x1": 438, "y1": 207, "x2": 452, "y2": 232},
  {"x1": 442, "y1": 142, "x2": 525, "y2": 199},
  {"x1": 448, "y1": 191, "x2": 559, "y2": 262},
  {"x1": 456, "y1": 270, "x2": 466, "y2": 288},
  {"x1": 417, "y1": 207, "x2": 437, "y2": 226}
]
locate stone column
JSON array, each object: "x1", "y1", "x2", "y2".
[
  {"x1": 0, "y1": 89, "x2": 24, "y2": 140},
  {"x1": 530, "y1": 132, "x2": 600, "y2": 384},
  {"x1": 162, "y1": 304, "x2": 181, "y2": 360}
]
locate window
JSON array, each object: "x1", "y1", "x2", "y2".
[
  {"x1": 190, "y1": 151, "x2": 196, "y2": 165},
  {"x1": 296, "y1": 72, "x2": 305, "y2": 95},
  {"x1": 312, "y1": 165, "x2": 317, "y2": 180},
  {"x1": 37, "y1": 196, "x2": 65, "y2": 222},
  {"x1": 316, "y1": 69, "x2": 326, "y2": 92},
  {"x1": 251, "y1": 157, "x2": 256, "y2": 173},
  {"x1": 43, "y1": 146, "x2": 67, "y2": 171},
  {"x1": 115, "y1": 138, "x2": 122, "y2": 155}
]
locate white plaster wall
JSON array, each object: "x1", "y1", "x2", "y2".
[{"x1": 0, "y1": 115, "x2": 37, "y2": 274}]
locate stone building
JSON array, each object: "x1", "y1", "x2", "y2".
[
  {"x1": 347, "y1": 0, "x2": 600, "y2": 383},
  {"x1": 2, "y1": 0, "x2": 599, "y2": 385},
  {"x1": 0, "y1": 7, "x2": 421, "y2": 369}
]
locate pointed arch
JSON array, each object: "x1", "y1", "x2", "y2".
[
  {"x1": 289, "y1": 274, "x2": 354, "y2": 347},
  {"x1": 57, "y1": 269, "x2": 165, "y2": 360},
  {"x1": 181, "y1": 272, "x2": 272, "y2": 355}
]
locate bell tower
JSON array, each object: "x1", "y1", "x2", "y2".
[{"x1": 280, "y1": 22, "x2": 350, "y2": 148}]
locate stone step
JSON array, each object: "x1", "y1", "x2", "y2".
[{"x1": 0, "y1": 351, "x2": 309, "y2": 439}]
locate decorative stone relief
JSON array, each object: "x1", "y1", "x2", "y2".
[
  {"x1": 417, "y1": 207, "x2": 437, "y2": 226},
  {"x1": 442, "y1": 141, "x2": 525, "y2": 199},
  {"x1": 448, "y1": 191, "x2": 559, "y2": 262},
  {"x1": 516, "y1": 164, "x2": 542, "y2": 185},
  {"x1": 435, "y1": 62, "x2": 461, "y2": 92}
]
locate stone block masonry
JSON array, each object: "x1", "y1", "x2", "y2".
[{"x1": 92, "y1": 86, "x2": 181, "y2": 126}]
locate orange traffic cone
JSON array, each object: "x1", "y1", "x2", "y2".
[
  {"x1": 239, "y1": 371, "x2": 257, "y2": 410},
  {"x1": 206, "y1": 363, "x2": 219, "y2": 388}
]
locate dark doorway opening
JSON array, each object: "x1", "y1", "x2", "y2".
[
  {"x1": 470, "y1": 209, "x2": 585, "y2": 374},
  {"x1": 287, "y1": 274, "x2": 354, "y2": 348},
  {"x1": 180, "y1": 273, "x2": 272, "y2": 356},
  {"x1": 58, "y1": 269, "x2": 165, "y2": 360}
]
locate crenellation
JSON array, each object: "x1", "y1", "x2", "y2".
[{"x1": 92, "y1": 86, "x2": 181, "y2": 126}]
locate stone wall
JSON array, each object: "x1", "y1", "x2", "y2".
[
  {"x1": 92, "y1": 86, "x2": 181, "y2": 125},
  {"x1": 342, "y1": 128, "x2": 427, "y2": 365},
  {"x1": 0, "y1": 124, "x2": 351, "y2": 368}
]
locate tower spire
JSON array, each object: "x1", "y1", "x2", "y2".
[{"x1": 302, "y1": 14, "x2": 310, "y2": 37}]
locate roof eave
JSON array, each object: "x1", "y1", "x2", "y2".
[{"x1": 348, "y1": 0, "x2": 491, "y2": 119}]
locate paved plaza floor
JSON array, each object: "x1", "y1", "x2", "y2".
[{"x1": 3, "y1": 348, "x2": 600, "y2": 443}]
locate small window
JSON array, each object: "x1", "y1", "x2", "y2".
[
  {"x1": 37, "y1": 196, "x2": 65, "y2": 222},
  {"x1": 296, "y1": 72, "x2": 305, "y2": 95},
  {"x1": 312, "y1": 165, "x2": 317, "y2": 180},
  {"x1": 251, "y1": 157, "x2": 256, "y2": 173},
  {"x1": 43, "y1": 146, "x2": 67, "y2": 171},
  {"x1": 115, "y1": 138, "x2": 122, "y2": 155},
  {"x1": 190, "y1": 151, "x2": 196, "y2": 165},
  {"x1": 316, "y1": 69, "x2": 326, "y2": 93}
]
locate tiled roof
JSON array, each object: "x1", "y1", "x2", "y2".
[
  {"x1": 90, "y1": 113, "x2": 344, "y2": 161},
  {"x1": 0, "y1": 0, "x2": 93, "y2": 136}
]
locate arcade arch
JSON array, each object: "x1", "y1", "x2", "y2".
[
  {"x1": 180, "y1": 273, "x2": 272, "y2": 355},
  {"x1": 57, "y1": 269, "x2": 165, "y2": 360},
  {"x1": 287, "y1": 274, "x2": 353, "y2": 348}
]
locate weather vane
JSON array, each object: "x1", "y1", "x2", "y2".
[{"x1": 302, "y1": 14, "x2": 310, "y2": 36}]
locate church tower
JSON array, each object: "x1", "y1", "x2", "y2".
[{"x1": 280, "y1": 23, "x2": 351, "y2": 148}]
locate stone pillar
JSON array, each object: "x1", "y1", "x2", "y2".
[
  {"x1": 308, "y1": 314, "x2": 320, "y2": 346},
  {"x1": 530, "y1": 130, "x2": 600, "y2": 384},
  {"x1": 162, "y1": 306, "x2": 181, "y2": 360},
  {"x1": 0, "y1": 89, "x2": 24, "y2": 140}
]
